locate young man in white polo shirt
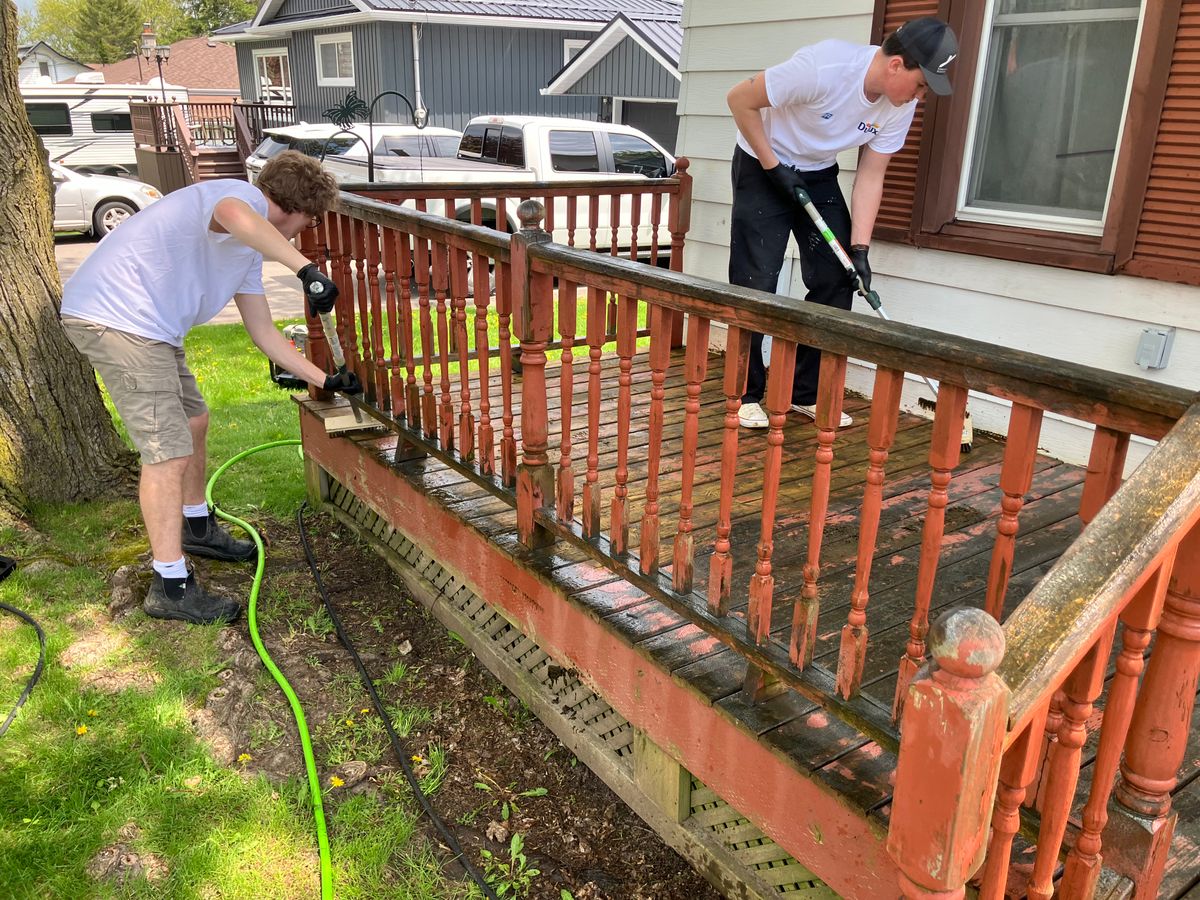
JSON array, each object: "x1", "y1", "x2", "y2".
[
  {"x1": 61, "y1": 150, "x2": 360, "y2": 625},
  {"x1": 726, "y1": 17, "x2": 958, "y2": 429}
]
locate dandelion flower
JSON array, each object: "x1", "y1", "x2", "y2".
[
  {"x1": 360, "y1": 708, "x2": 369, "y2": 714},
  {"x1": 411, "y1": 754, "x2": 424, "y2": 763},
  {"x1": 345, "y1": 718, "x2": 354, "y2": 727},
  {"x1": 238, "y1": 753, "x2": 252, "y2": 764},
  {"x1": 76, "y1": 725, "x2": 88, "y2": 735},
  {"x1": 87, "y1": 709, "x2": 98, "y2": 717},
  {"x1": 329, "y1": 775, "x2": 345, "y2": 788}
]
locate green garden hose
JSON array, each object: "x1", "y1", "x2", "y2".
[{"x1": 204, "y1": 439, "x2": 334, "y2": 900}]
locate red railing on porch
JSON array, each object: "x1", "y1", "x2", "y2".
[{"x1": 296, "y1": 190, "x2": 1200, "y2": 899}]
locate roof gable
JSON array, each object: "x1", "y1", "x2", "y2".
[{"x1": 543, "y1": 13, "x2": 680, "y2": 96}]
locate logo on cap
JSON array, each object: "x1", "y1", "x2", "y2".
[{"x1": 936, "y1": 53, "x2": 956, "y2": 73}]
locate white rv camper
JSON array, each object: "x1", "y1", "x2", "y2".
[{"x1": 22, "y1": 74, "x2": 188, "y2": 177}]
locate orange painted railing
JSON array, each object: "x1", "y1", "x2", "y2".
[{"x1": 297, "y1": 194, "x2": 1200, "y2": 898}]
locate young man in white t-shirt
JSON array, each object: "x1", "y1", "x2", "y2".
[
  {"x1": 726, "y1": 17, "x2": 958, "y2": 429},
  {"x1": 61, "y1": 151, "x2": 360, "y2": 625}
]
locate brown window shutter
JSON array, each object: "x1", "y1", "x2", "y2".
[
  {"x1": 873, "y1": 0, "x2": 941, "y2": 243},
  {"x1": 1122, "y1": 1, "x2": 1200, "y2": 285}
]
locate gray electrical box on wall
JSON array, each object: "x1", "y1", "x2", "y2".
[{"x1": 1135, "y1": 326, "x2": 1176, "y2": 370}]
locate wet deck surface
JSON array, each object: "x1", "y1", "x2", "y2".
[{"x1": 307, "y1": 346, "x2": 1200, "y2": 897}]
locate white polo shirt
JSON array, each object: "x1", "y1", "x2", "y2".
[
  {"x1": 62, "y1": 179, "x2": 268, "y2": 347},
  {"x1": 736, "y1": 40, "x2": 918, "y2": 171}
]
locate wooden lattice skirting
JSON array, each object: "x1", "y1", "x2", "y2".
[{"x1": 322, "y1": 473, "x2": 840, "y2": 899}]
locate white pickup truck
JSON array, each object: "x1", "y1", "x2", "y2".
[{"x1": 320, "y1": 115, "x2": 677, "y2": 251}]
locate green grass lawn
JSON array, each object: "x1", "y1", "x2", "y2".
[{"x1": 0, "y1": 321, "x2": 473, "y2": 899}]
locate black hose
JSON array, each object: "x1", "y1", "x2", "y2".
[
  {"x1": 0, "y1": 556, "x2": 46, "y2": 739},
  {"x1": 296, "y1": 502, "x2": 500, "y2": 900}
]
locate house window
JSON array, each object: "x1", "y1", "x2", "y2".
[
  {"x1": 563, "y1": 39, "x2": 588, "y2": 65},
  {"x1": 315, "y1": 33, "x2": 354, "y2": 87},
  {"x1": 26, "y1": 103, "x2": 72, "y2": 135},
  {"x1": 549, "y1": 130, "x2": 599, "y2": 173},
  {"x1": 253, "y1": 48, "x2": 291, "y2": 102},
  {"x1": 39, "y1": 61, "x2": 50, "y2": 77},
  {"x1": 958, "y1": 0, "x2": 1143, "y2": 235},
  {"x1": 91, "y1": 112, "x2": 132, "y2": 132}
]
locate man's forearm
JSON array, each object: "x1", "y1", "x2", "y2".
[
  {"x1": 215, "y1": 201, "x2": 310, "y2": 270},
  {"x1": 850, "y1": 170, "x2": 885, "y2": 246}
]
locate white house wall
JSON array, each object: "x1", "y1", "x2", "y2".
[{"x1": 676, "y1": 0, "x2": 1196, "y2": 473}]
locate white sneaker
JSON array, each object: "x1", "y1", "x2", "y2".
[
  {"x1": 791, "y1": 403, "x2": 853, "y2": 428},
  {"x1": 738, "y1": 401, "x2": 770, "y2": 429}
]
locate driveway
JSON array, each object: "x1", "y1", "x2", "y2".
[{"x1": 55, "y1": 234, "x2": 307, "y2": 324}]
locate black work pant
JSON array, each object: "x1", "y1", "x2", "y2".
[{"x1": 728, "y1": 146, "x2": 853, "y2": 406}]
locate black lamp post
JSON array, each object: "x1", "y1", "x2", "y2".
[
  {"x1": 366, "y1": 90, "x2": 427, "y2": 183},
  {"x1": 139, "y1": 23, "x2": 171, "y2": 106}
]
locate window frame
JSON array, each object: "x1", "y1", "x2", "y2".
[
  {"x1": 25, "y1": 102, "x2": 73, "y2": 136},
  {"x1": 563, "y1": 38, "x2": 589, "y2": 65},
  {"x1": 314, "y1": 33, "x2": 355, "y2": 88},
  {"x1": 871, "y1": 0, "x2": 1182, "y2": 277},
  {"x1": 90, "y1": 112, "x2": 132, "y2": 133},
  {"x1": 252, "y1": 46, "x2": 292, "y2": 102}
]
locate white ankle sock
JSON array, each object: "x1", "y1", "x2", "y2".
[
  {"x1": 153, "y1": 558, "x2": 188, "y2": 580},
  {"x1": 182, "y1": 503, "x2": 209, "y2": 520}
]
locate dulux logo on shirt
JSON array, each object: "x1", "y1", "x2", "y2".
[{"x1": 857, "y1": 121, "x2": 881, "y2": 135}]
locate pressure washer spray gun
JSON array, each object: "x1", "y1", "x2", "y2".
[
  {"x1": 300, "y1": 272, "x2": 373, "y2": 434},
  {"x1": 794, "y1": 187, "x2": 973, "y2": 453}
]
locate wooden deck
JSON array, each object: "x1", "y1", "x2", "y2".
[{"x1": 297, "y1": 347, "x2": 1200, "y2": 899}]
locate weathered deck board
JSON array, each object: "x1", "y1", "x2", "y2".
[{"x1": 303, "y1": 345, "x2": 1200, "y2": 898}]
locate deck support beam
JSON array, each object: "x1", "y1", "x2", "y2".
[{"x1": 634, "y1": 730, "x2": 691, "y2": 825}]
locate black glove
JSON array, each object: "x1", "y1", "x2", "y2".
[
  {"x1": 849, "y1": 244, "x2": 872, "y2": 293},
  {"x1": 297, "y1": 263, "x2": 338, "y2": 316},
  {"x1": 764, "y1": 163, "x2": 807, "y2": 204},
  {"x1": 322, "y1": 368, "x2": 362, "y2": 395}
]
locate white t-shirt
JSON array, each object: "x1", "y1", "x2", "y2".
[
  {"x1": 61, "y1": 179, "x2": 268, "y2": 347},
  {"x1": 736, "y1": 41, "x2": 918, "y2": 171}
]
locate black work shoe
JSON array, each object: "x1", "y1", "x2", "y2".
[
  {"x1": 144, "y1": 571, "x2": 241, "y2": 625},
  {"x1": 182, "y1": 510, "x2": 256, "y2": 562}
]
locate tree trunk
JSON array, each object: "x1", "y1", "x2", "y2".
[{"x1": 0, "y1": 0, "x2": 138, "y2": 523}]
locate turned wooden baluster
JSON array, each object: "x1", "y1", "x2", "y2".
[
  {"x1": 587, "y1": 191, "x2": 599, "y2": 254},
  {"x1": 977, "y1": 714, "x2": 1048, "y2": 900},
  {"x1": 640, "y1": 303, "x2": 673, "y2": 575},
  {"x1": 648, "y1": 191, "x2": 663, "y2": 269},
  {"x1": 451, "y1": 245, "x2": 474, "y2": 460},
  {"x1": 470, "y1": 202, "x2": 494, "y2": 474},
  {"x1": 606, "y1": 195, "x2": 619, "y2": 336},
  {"x1": 791, "y1": 353, "x2": 847, "y2": 668},
  {"x1": 412, "y1": 222, "x2": 437, "y2": 440},
  {"x1": 1029, "y1": 425, "x2": 1129, "y2": 811},
  {"x1": 581, "y1": 286, "x2": 606, "y2": 538},
  {"x1": 984, "y1": 403, "x2": 1044, "y2": 620},
  {"x1": 1026, "y1": 627, "x2": 1117, "y2": 900},
  {"x1": 381, "y1": 226, "x2": 402, "y2": 417},
  {"x1": 888, "y1": 608, "x2": 1009, "y2": 900},
  {"x1": 431, "y1": 240, "x2": 454, "y2": 450},
  {"x1": 397, "y1": 231, "x2": 420, "y2": 433},
  {"x1": 496, "y1": 255, "x2": 517, "y2": 486},
  {"x1": 1105, "y1": 525, "x2": 1200, "y2": 898},
  {"x1": 556, "y1": 276, "x2": 578, "y2": 522},
  {"x1": 336, "y1": 213, "x2": 359, "y2": 381},
  {"x1": 351, "y1": 216, "x2": 371, "y2": 392},
  {"x1": 511, "y1": 200, "x2": 555, "y2": 549},
  {"x1": 707, "y1": 326, "x2": 750, "y2": 615},
  {"x1": 837, "y1": 366, "x2": 904, "y2": 699},
  {"x1": 673, "y1": 313, "x2": 711, "y2": 593},
  {"x1": 565, "y1": 194, "x2": 577, "y2": 248},
  {"x1": 627, "y1": 192, "x2": 641, "y2": 263},
  {"x1": 297, "y1": 223, "x2": 331, "y2": 398},
  {"x1": 609, "y1": 292, "x2": 639, "y2": 555},
  {"x1": 743, "y1": 336, "x2": 797, "y2": 700},
  {"x1": 365, "y1": 222, "x2": 387, "y2": 407},
  {"x1": 894, "y1": 383, "x2": 970, "y2": 721},
  {"x1": 1059, "y1": 557, "x2": 1174, "y2": 899}
]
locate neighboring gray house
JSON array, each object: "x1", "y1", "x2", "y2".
[
  {"x1": 541, "y1": 13, "x2": 680, "y2": 153},
  {"x1": 18, "y1": 42, "x2": 92, "y2": 85},
  {"x1": 213, "y1": 0, "x2": 683, "y2": 133}
]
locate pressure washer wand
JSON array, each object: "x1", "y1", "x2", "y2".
[
  {"x1": 317, "y1": 310, "x2": 367, "y2": 432},
  {"x1": 794, "y1": 186, "x2": 941, "y2": 400}
]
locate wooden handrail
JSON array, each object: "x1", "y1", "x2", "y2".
[{"x1": 998, "y1": 398, "x2": 1200, "y2": 735}]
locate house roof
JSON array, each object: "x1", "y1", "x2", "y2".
[
  {"x1": 214, "y1": 0, "x2": 680, "y2": 37},
  {"x1": 77, "y1": 35, "x2": 240, "y2": 91},
  {"x1": 18, "y1": 40, "x2": 91, "y2": 68},
  {"x1": 543, "y1": 12, "x2": 680, "y2": 96}
]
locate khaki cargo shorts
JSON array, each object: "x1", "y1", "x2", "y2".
[{"x1": 62, "y1": 316, "x2": 208, "y2": 464}]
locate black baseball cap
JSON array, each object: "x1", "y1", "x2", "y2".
[{"x1": 893, "y1": 17, "x2": 959, "y2": 96}]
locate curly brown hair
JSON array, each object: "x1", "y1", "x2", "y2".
[{"x1": 256, "y1": 150, "x2": 339, "y2": 217}]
